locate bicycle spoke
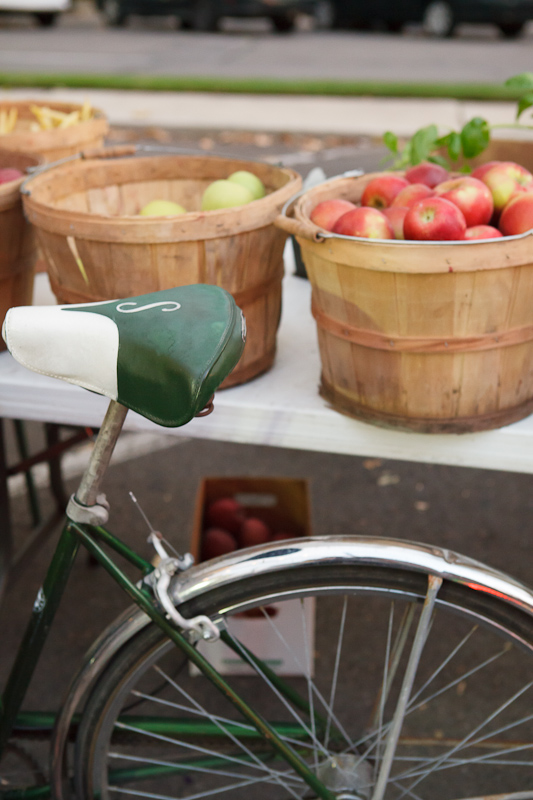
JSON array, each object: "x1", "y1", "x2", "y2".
[
  {"x1": 298, "y1": 597, "x2": 318, "y2": 772},
  {"x1": 371, "y1": 575, "x2": 443, "y2": 800},
  {"x1": 258, "y1": 601, "x2": 357, "y2": 750},
  {"x1": 223, "y1": 628, "x2": 331, "y2": 759},
  {"x1": 324, "y1": 594, "x2": 348, "y2": 750},
  {"x1": 129, "y1": 689, "x2": 318, "y2": 753},
  {"x1": 393, "y1": 680, "x2": 533, "y2": 796},
  {"x1": 152, "y1": 665, "x2": 303, "y2": 799},
  {"x1": 113, "y1": 720, "x2": 302, "y2": 787}
]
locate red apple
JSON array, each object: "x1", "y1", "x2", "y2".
[
  {"x1": 433, "y1": 176, "x2": 493, "y2": 227},
  {"x1": 391, "y1": 183, "x2": 434, "y2": 208},
  {"x1": 309, "y1": 199, "x2": 357, "y2": 232},
  {"x1": 333, "y1": 207, "x2": 395, "y2": 239},
  {"x1": 463, "y1": 225, "x2": 503, "y2": 240},
  {"x1": 0, "y1": 167, "x2": 24, "y2": 185},
  {"x1": 271, "y1": 531, "x2": 293, "y2": 541},
  {"x1": 361, "y1": 174, "x2": 409, "y2": 209},
  {"x1": 471, "y1": 160, "x2": 501, "y2": 181},
  {"x1": 382, "y1": 205, "x2": 409, "y2": 239},
  {"x1": 404, "y1": 162, "x2": 449, "y2": 188},
  {"x1": 403, "y1": 197, "x2": 467, "y2": 241},
  {"x1": 499, "y1": 193, "x2": 533, "y2": 236},
  {"x1": 201, "y1": 528, "x2": 238, "y2": 561},
  {"x1": 205, "y1": 497, "x2": 246, "y2": 535},
  {"x1": 239, "y1": 517, "x2": 271, "y2": 547},
  {"x1": 479, "y1": 161, "x2": 533, "y2": 216}
]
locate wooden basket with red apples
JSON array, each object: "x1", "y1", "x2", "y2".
[
  {"x1": 294, "y1": 160, "x2": 533, "y2": 244},
  {"x1": 274, "y1": 159, "x2": 533, "y2": 434},
  {"x1": 0, "y1": 148, "x2": 42, "y2": 351}
]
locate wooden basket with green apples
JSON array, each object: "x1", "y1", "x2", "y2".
[{"x1": 21, "y1": 151, "x2": 301, "y2": 387}]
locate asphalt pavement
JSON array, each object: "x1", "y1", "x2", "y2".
[{"x1": 0, "y1": 0, "x2": 533, "y2": 84}]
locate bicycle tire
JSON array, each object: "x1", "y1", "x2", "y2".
[{"x1": 75, "y1": 538, "x2": 533, "y2": 800}]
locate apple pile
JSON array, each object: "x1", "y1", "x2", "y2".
[
  {"x1": 310, "y1": 160, "x2": 533, "y2": 241},
  {"x1": 200, "y1": 496, "x2": 294, "y2": 562},
  {"x1": 0, "y1": 167, "x2": 24, "y2": 186},
  {"x1": 138, "y1": 170, "x2": 266, "y2": 216}
]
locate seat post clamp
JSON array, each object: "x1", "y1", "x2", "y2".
[{"x1": 66, "y1": 493, "x2": 110, "y2": 526}]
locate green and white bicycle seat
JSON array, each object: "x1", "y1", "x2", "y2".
[{"x1": 2, "y1": 285, "x2": 246, "y2": 427}]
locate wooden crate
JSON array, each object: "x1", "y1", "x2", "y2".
[{"x1": 191, "y1": 476, "x2": 313, "y2": 676}]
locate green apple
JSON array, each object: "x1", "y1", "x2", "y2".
[
  {"x1": 201, "y1": 180, "x2": 254, "y2": 211},
  {"x1": 139, "y1": 199, "x2": 187, "y2": 216},
  {"x1": 228, "y1": 170, "x2": 266, "y2": 200}
]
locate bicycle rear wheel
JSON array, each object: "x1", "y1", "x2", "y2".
[{"x1": 75, "y1": 537, "x2": 533, "y2": 800}]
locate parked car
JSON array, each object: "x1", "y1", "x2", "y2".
[
  {"x1": 97, "y1": 0, "x2": 323, "y2": 31},
  {"x1": 325, "y1": 0, "x2": 533, "y2": 36},
  {"x1": 0, "y1": 0, "x2": 71, "y2": 25}
]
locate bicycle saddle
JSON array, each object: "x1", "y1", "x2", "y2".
[{"x1": 2, "y1": 285, "x2": 246, "y2": 427}]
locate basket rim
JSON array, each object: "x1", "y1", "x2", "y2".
[
  {"x1": 0, "y1": 100, "x2": 108, "y2": 150},
  {"x1": 22, "y1": 153, "x2": 303, "y2": 243},
  {"x1": 293, "y1": 170, "x2": 533, "y2": 253}
]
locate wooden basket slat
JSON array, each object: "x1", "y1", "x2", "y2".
[{"x1": 0, "y1": 147, "x2": 42, "y2": 351}]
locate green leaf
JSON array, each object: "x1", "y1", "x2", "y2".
[
  {"x1": 504, "y1": 72, "x2": 533, "y2": 91},
  {"x1": 410, "y1": 124, "x2": 439, "y2": 165},
  {"x1": 516, "y1": 92, "x2": 533, "y2": 120},
  {"x1": 446, "y1": 131, "x2": 462, "y2": 162},
  {"x1": 460, "y1": 117, "x2": 490, "y2": 159},
  {"x1": 383, "y1": 131, "x2": 398, "y2": 154},
  {"x1": 429, "y1": 153, "x2": 450, "y2": 169}
]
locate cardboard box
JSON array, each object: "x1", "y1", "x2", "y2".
[{"x1": 191, "y1": 476, "x2": 314, "y2": 676}]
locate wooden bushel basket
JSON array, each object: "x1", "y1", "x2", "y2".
[
  {"x1": 22, "y1": 151, "x2": 301, "y2": 387},
  {"x1": 0, "y1": 100, "x2": 108, "y2": 163},
  {"x1": 276, "y1": 171, "x2": 533, "y2": 433},
  {"x1": 0, "y1": 148, "x2": 42, "y2": 352}
]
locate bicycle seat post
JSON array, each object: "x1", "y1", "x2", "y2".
[{"x1": 74, "y1": 400, "x2": 128, "y2": 509}]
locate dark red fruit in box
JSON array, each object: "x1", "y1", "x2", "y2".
[
  {"x1": 271, "y1": 531, "x2": 293, "y2": 541},
  {"x1": 205, "y1": 497, "x2": 246, "y2": 535},
  {"x1": 239, "y1": 517, "x2": 271, "y2": 547},
  {"x1": 201, "y1": 527, "x2": 238, "y2": 561}
]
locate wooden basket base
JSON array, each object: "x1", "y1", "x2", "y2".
[
  {"x1": 220, "y1": 348, "x2": 276, "y2": 389},
  {"x1": 320, "y1": 377, "x2": 533, "y2": 434}
]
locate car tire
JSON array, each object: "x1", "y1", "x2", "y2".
[
  {"x1": 313, "y1": 0, "x2": 334, "y2": 29},
  {"x1": 101, "y1": 0, "x2": 128, "y2": 26},
  {"x1": 192, "y1": 1, "x2": 219, "y2": 31},
  {"x1": 498, "y1": 21, "x2": 525, "y2": 37},
  {"x1": 422, "y1": 1, "x2": 455, "y2": 37},
  {"x1": 270, "y1": 13, "x2": 296, "y2": 32},
  {"x1": 34, "y1": 11, "x2": 58, "y2": 26}
]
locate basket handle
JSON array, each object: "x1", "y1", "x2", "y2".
[
  {"x1": 274, "y1": 213, "x2": 324, "y2": 242},
  {"x1": 80, "y1": 145, "x2": 138, "y2": 160}
]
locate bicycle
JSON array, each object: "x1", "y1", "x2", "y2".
[{"x1": 1, "y1": 281, "x2": 533, "y2": 800}]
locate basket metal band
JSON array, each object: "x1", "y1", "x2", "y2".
[{"x1": 311, "y1": 298, "x2": 533, "y2": 354}]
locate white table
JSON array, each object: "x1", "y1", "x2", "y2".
[{"x1": 2, "y1": 267, "x2": 533, "y2": 476}]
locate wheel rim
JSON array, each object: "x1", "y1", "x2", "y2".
[
  {"x1": 79, "y1": 574, "x2": 533, "y2": 799},
  {"x1": 423, "y1": 2, "x2": 453, "y2": 36}
]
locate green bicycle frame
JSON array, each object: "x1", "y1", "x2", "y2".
[{"x1": 0, "y1": 401, "x2": 336, "y2": 800}]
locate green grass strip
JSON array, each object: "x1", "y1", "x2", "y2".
[{"x1": 0, "y1": 73, "x2": 524, "y2": 100}]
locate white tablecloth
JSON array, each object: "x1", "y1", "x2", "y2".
[{"x1": 2, "y1": 268, "x2": 533, "y2": 475}]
